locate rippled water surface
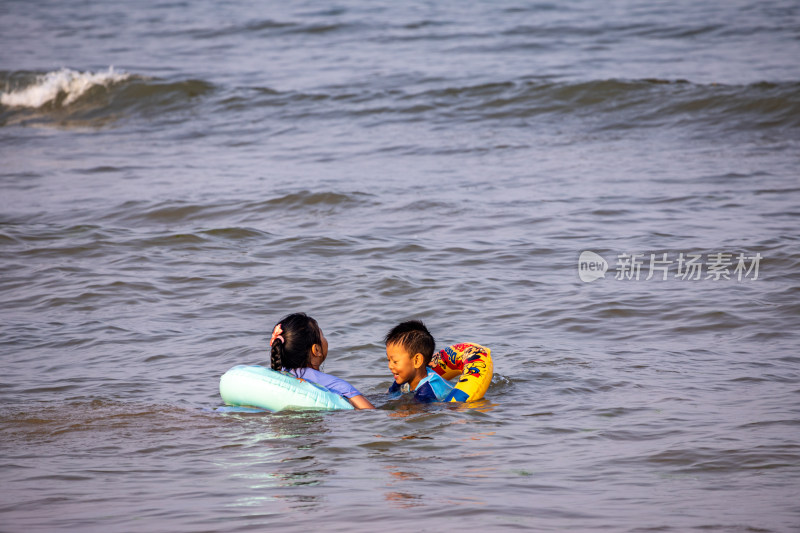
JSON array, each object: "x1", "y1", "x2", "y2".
[{"x1": 1, "y1": 1, "x2": 799, "y2": 531}]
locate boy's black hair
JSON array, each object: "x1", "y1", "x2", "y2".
[{"x1": 384, "y1": 320, "x2": 435, "y2": 366}]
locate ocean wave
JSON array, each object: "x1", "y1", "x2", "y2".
[
  {"x1": 237, "y1": 77, "x2": 800, "y2": 133},
  {"x1": 0, "y1": 68, "x2": 213, "y2": 127},
  {"x1": 85, "y1": 191, "x2": 373, "y2": 229},
  {"x1": 0, "y1": 67, "x2": 130, "y2": 108},
  {"x1": 408, "y1": 78, "x2": 800, "y2": 128},
  {"x1": 180, "y1": 18, "x2": 356, "y2": 39},
  {"x1": 4, "y1": 69, "x2": 797, "y2": 134},
  {"x1": 257, "y1": 190, "x2": 375, "y2": 209}
]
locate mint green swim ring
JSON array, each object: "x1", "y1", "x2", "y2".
[{"x1": 219, "y1": 365, "x2": 354, "y2": 412}]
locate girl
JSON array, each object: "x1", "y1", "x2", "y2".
[{"x1": 270, "y1": 313, "x2": 374, "y2": 409}]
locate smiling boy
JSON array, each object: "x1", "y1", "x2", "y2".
[{"x1": 385, "y1": 320, "x2": 454, "y2": 402}]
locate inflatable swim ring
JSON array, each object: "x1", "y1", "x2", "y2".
[
  {"x1": 219, "y1": 365, "x2": 354, "y2": 412},
  {"x1": 430, "y1": 343, "x2": 493, "y2": 402}
]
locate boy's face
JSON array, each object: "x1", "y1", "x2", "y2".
[{"x1": 386, "y1": 343, "x2": 422, "y2": 385}]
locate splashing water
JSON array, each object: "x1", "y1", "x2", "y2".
[{"x1": 0, "y1": 67, "x2": 130, "y2": 108}]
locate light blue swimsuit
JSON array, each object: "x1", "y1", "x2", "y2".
[{"x1": 284, "y1": 367, "x2": 362, "y2": 398}]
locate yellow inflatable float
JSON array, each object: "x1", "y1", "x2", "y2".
[{"x1": 430, "y1": 342, "x2": 493, "y2": 402}]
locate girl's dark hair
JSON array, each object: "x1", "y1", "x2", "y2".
[
  {"x1": 270, "y1": 313, "x2": 323, "y2": 371},
  {"x1": 384, "y1": 320, "x2": 435, "y2": 366}
]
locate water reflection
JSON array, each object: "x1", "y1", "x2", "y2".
[
  {"x1": 383, "y1": 468, "x2": 424, "y2": 509},
  {"x1": 366, "y1": 401, "x2": 502, "y2": 509},
  {"x1": 221, "y1": 411, "x2": 334, "y2": 512},
  {"x1": 378, "y1": 395, "x2": 499, "y2": 418}
]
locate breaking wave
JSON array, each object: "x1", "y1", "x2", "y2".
[
  {"x1": 0, "y1": 68, "x2": 213, "y2": 127},
  {"x1": 0, "y1": 67, "x2": 131, "y2": 108}
]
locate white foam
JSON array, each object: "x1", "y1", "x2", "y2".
[{"x1": 0, "y1": 67, "x2": 131, "y2": 108}]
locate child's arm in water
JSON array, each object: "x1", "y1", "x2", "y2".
[{"x1": 348, "y1": 394, "x2": 375, "y2": 409}]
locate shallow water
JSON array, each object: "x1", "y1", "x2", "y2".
[{"x1": 1, "y1": 0, "x2": 799, "y2": 531}]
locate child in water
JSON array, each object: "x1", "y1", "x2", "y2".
[
  {"x1": 270, "y1": 313, "x2": 374, "y2": 409},
  {"x1": 385, "y1": 320, "x2": 454, "y2": 402}
]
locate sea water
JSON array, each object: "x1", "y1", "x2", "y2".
[{"x1": 1, "y1": 1, "x2": 799, "y2": 531}]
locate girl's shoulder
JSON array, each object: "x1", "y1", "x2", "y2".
[{"x1": 291, "y1": 367, "x2": 362, "y2": 398}]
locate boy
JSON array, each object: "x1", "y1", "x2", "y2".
[{"x1": 385, "y1": 320, "x2": 454, "y2": 402}]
